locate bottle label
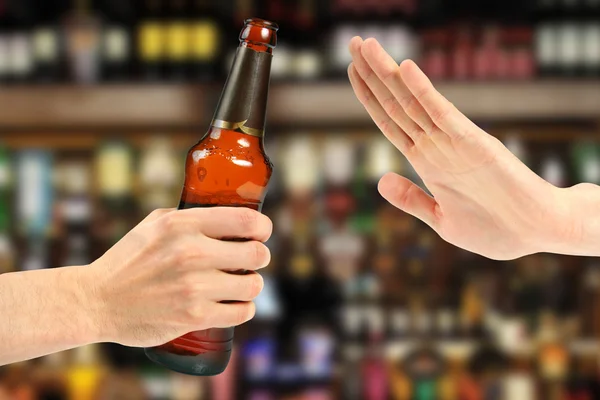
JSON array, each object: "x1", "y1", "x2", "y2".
[
  {"x1": 139, "y1": 23, "x2": 164, "y2": 61},
  {"x1": 212, "y1": 46, "x2": 272, "y2": 138},
  {"x1": 189, "y1": 21, "x2": 218, "y2": 61}
]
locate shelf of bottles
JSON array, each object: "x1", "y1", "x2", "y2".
[
  {"x1": 2, "y1": 128, "x2": 600, "y2": 399},
  {"x1": 1, "y1": 0, "x2": 600, "y2": 128}
]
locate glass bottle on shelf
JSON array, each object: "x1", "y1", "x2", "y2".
[
  {"x1": 63, "y1": 0, "x2": 102, "y2": 84},
  {"x1": 65, "y1": 344, "x2": 105, "y2": 400},
  {"x1": 138, "y1": 0, "x2": 165, "y2": 81},
  {"x1": 188, "y1": 0, "x2": 220, "y2": 81},
  {"x1": 16, "y1": 150, "x2": 53, "y2": 271},
  {"x1": 0, "y1": 144, "x2": 13, "y2": 274},
  {"x1": 100, "y1": 0, "x2": 134, "y2": 81},
  {"x1": 165, "y1": 0, "x2": 189, "y2": 81},
  {"x1": 139, "y1": 135, "x2": 180, "y2": 214},
  {"x1": 95, "y1": 139, "x2": 135, "y2": 247},
  {"x1": 32, "y1": 0, "x2": 63, "y2": 82}
]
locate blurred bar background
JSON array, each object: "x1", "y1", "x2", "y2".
[{"x1": 1, "y1": 0, "x2": 600, "y2": 399}]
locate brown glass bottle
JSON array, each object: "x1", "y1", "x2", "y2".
[{"x1": 144, "y1": 18, "x2": 277, "y2": 376}]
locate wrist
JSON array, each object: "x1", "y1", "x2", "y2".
[
  {"x1": 61, "y1": 264, "x2": 109, "y2": 345},
  {"x1": 547, "y1": 184, "x2": 600, "y2": 257}
]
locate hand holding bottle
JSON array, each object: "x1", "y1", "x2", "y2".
[
  {"x1": 348, "y1": 36, "x2": 600, "y2": 260},
  {"x1": 87, "y1": 207, "x2": 272, "y2": 347}
]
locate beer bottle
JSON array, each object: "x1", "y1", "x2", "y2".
[{"x1": 144, "y1": 17, "x2": 278, "y2": 376}]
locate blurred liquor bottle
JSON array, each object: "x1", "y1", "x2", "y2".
[
  {"x1": 6, "y1": 0, "x2": 35, "y2": 83},
  {"x1": 437, "y1": 349, "x2": 467, "y2": 400},
  {"x1": 32, "y1": 0, "x2": 64, "y2": 82},
  {"x1": 165, "y1": 0, "x2": 188, "y2": 81},
  {"x1": 16, "y1": 150, "x2": 53, "y2": 271},
  {"x1": 421, "y1": 29, "x2": 450, "y2": 80},
  {"x1": 460, "y1": 275, "x2": 487, "y2": 338},
  {"x1": 320, "y1": 223, "x2": 365, "y2": 295},
  {"x1": 234, "y1": 0, "x2": 255, "y2": 26},
  {"x1": 0, "y1": 145, "x2": 14, "y2": 274},
  {"x1": 96, "y1": 368, "x2": 147, "y2": 400},
  {"x1": 138, "y1": 0, "x2": 165, "y2": 81},
  {"x1": 469, "y1": 343, "x2": 507, "y2": 400},
  {"x1": 65, "y1": 344, "x2": 105, "y2": 400},
  {"x1": 536, "y1": 21, "x2": 559, "y2": 77},
  {"x1": 389, "y1": 358, "x2": 412, "y2": 400},
  {"x1": 35, "y1": 352, "x2": 68, "y2": 400},
  {"x1": 171, "y1": 371, "x2": 207, "y2": 400},
  {"x1": 579, "y1": 262, "x2": 600, "y2": 336},
  {"x1": 329, "y1": 21, "x2": 355, "y2": 78},
  {"x1": 100, "y1": 0, "x2": 134, "y2": 81},
  {"x1": 502, "y1": 28, "x2": 535, "y2": 81},
  {"x1": 299, "y1": 324, "x2": 335, "y2": 379},
  {"x1": 537, "y1": 312, "x2": 569, "y2": 399},
  {"x1": 361, "y1": 334, "x2": 388, "y2": 400},
  {"x1": 188, "y1": 0, "x2": 220, "y2": 81},
  {"x1": 63, "y1": 0, "x2": 102, "y2": 84},
  {"x1": 0, "y1": 0, "x2": 9, "y2": 83},
  {"x1": 581, "y1": 17, "x2": 600, "y2": 77},
  {"x1": 291, "y1": 0, "x2": 322, "y2": 81},
  {"x1": 540, "y1": 152, "x2": 568, "y2": 188},
  {"x1": 341, "y1": 345, "x2": 363, "y2": 399},
  {"x1": 56, "y1": 160, "x2": 92, "y2": 267},
  {"x1": 95, "y1": 140, "x2": 135, "y2": 247},
  {"x1": 473, "y1": 25, "x2": 509, "y2": 81},
  {"x1": 403, "y1": 344, "x2": 445, "y2": 400},
  {"x1": 322, "y1": 136, "x2": 356, "y2": 229},
  {"x1": 354, "y1": 136, "x2": 400, "y2": 234},
  {"x1": 572, "y1": 138, "x2": 600, "y2": 185},
  {"x1": 139, "y1": 135, "x2": 180, "y2": 213},
  {"x1": 451, "y1": 24, "x2": 474, "y2": 81},
  {"x1": 279, "y1": 135, "x2": 319, "y2": 231},
  {"x1": 502, "y1": 357, "x2": 536, "y2": 400},
  {"x1": 138, "y1": 365, "x2": 171, "y2": 400},
  {"x1": 0, "y1": 361, "x2": 37, "y2": 399},
  {"x1": 503, "y1": 132, "x2": 529, "y2": 166}
]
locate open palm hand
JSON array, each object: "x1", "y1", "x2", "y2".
[{"x1": 348, "y1": 37, "x2": 578, "y2": 260}]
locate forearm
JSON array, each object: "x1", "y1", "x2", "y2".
[{"x1": 0, "y1": 266, "x2": 102, "y2": 365}]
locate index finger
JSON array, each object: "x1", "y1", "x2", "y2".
[{"x1": 172, "y1": 206, "x2": 273, "y2": 242}]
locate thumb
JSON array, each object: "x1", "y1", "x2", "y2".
[{"x1": 378, "y1": 172, "x2": 440, "y2": 229}]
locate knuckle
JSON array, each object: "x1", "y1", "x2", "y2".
[
  {"x1": 249, "y1": 241, "x2": 269, "y2": 268},
  {"x1": 398, "y1": 93, "x2": 413, "y2": 110},
  {"x1": 235, "y1": 303, "x2": 255, "y2": 325},
  {"x1": 378, "y1": 119, "x2": 391, "y2": 134},
  {"x1": 179, "y1": 273, "x2": 198, "y2": 297},
  {"x1": 159, "y1": 212, "x2": 179, "y2": 232},
  {"x1": 382, "y1": 97, "x2": 401, "y2": 117},
  {"x1": 430, "y1": 105, "x2": 452, "y2": 124},
  {"x1": 185, "y1": 305, "x2": 205, "y2": 323},
  {"x1": 382, "y1": 66, "x2": 400, "y2": 84},
  {"x1": 405, "y1": 96, "x2": 422, "y2": 117},
  {"x1": 173, "y1": 248, "x2": 196, "y2": 266},
  {"x1": 237, "y1": 208, "x2": 258, "y2": 233},
  {"x1": 247, "y1": 274, "x2": 264, "y2": 299},
  {"x1": 414, "y1": 87, "x2": 430, "y2": 102},
  {"x1": 149, "y1": 208, "x2": 165, "y2": 218}
]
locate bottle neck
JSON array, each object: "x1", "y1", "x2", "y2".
[{"x1": 211, "y1": 45, "x2": 273, "y2": 138}]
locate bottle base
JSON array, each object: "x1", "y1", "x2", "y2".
[{"x1": 144, "y1": 346, "x2": 232, "y2": 376}]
